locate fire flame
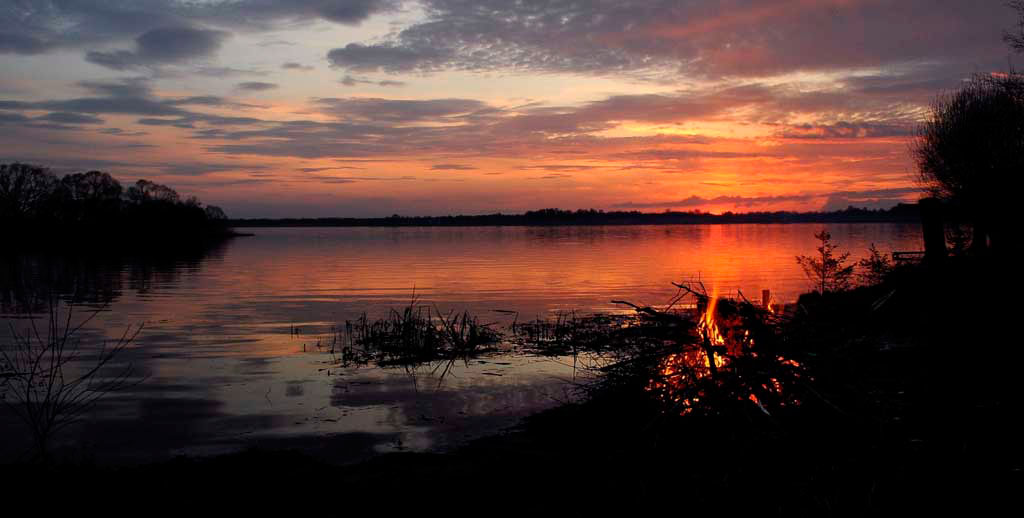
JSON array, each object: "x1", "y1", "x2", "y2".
[
  {"x1": 698, "y1": 292, "x2": 725, "y2": 349},
  {"x1": 646, "y1": 288, "x2": 804, "y2": 416}
]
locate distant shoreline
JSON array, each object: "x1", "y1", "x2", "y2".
[{"x1": 231, "y1": 204, "x2": 921, "y2": 228}]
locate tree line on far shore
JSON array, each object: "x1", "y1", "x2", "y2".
[
  {"x1": 0, "y1": 163, "x2": 231, "y2": 244},
  {"x1": 231, "y1": 205, "x2": 922, "y2": 228}
]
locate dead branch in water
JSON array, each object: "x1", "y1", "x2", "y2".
[{"x1": 671, "y1": 281, "x2": 710, "y2": 304}]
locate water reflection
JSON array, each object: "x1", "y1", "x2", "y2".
[
  {"x1": 0, "y1": 224, "x2": 922, "y2": 464},
  {"x1": 1, "y1": 244, "x2": 227, "y2": 314}
]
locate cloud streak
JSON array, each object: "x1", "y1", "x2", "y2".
[
  {"x1": 1, "y1": 1, "x2": 397, "y2": 56},
  {"x1": 613, "y1": 188, "x2": 921, "y2": 210},
  {"x1": 85, "y1": 26, "x2": 230, "y2": 70},
  {"x1": 237, "y1": 82, "x2": 278, "y2": 91},
  {"x1": 324, "y1": 0, "x2": 1010, "y2": 81}
]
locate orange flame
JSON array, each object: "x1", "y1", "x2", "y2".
[
  {"x1": 698, "y1": 292, "x2": 725, "y2": 348},
  {"x1": 646, "y1": 288, "x2": 805, "y2": 416}
]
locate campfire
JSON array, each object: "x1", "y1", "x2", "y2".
[{"x1": 646, "y1": 287, "x2": 805, "y2": 416}]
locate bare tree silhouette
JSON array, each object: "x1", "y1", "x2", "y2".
[
  {"x1": 1, "y1": 162, "x2": 236, "y2": 245},
  {"x1": 0, "y1": 297, "x2": 141, "y2": 461},
  {"x1": 0, "y1": 163, "x2": 58, "y2": 223}
]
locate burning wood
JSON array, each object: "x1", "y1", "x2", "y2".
[{"x1": 626, "y1": 283, "x2": 807, "y2": 416}]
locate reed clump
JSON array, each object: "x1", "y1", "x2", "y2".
[{"x1": 337, "y1": 299, "x2": 501, "y2": 369}]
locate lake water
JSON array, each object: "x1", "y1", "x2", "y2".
[{"x1": 0, "y1": 223, "x2": 922, "y2": 463}]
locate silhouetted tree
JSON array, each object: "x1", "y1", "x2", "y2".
[
  {"x1": 62, "y1": 171, "x2": 122, "y2": 204},
  {"x1": 0, "y1": 163, "x2": 58, "y2": 223},
  {"x1": 857, "y1": 244, "x2": 893, "y2": 286},
  {"x1": 1, "y1": 163, "x2": 234, "y2": 245},
  {"x1": 796, "y1": 231, "x2": 855, "y2": 293},
  {"x1": 912, "y1": 72, "x2": 1024, "y2": 253},
  {"x1": 59, "y1": 171, "x2": 123, "y2": 225},
  {"x1": 0, "y1": 297, "x2": 139, "y2": 460},
  {"x1": 204, "y1": 205, "x2": 227, "y2": 221},
  {"x1": 126, "y1": 179, "x2": 180, "y2": 205}
]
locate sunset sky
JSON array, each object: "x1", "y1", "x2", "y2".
[{"x1": 0, "y1": 1, "x2": 1017, "y2": 217}]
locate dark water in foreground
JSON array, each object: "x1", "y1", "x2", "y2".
[{"x1": 0, "y1": 224, "x2": 922, "y2": 463}]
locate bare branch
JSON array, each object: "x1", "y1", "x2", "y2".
[{"x1": 0, "y1": 296, "x2": 141, "y2": 460}]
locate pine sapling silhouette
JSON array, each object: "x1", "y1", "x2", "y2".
[
  {"x1": 796, "y1": 230, "x2": 855, "y2": 293},
  {"x1": 857, "y1": 243, "x2": 893, "y2": 286}
]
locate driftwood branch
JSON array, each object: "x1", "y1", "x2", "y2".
[
  {"x1": 610, "y1": 300, "x2": 662, "y2": 317},
  {"x1": 671, "y1": 281, "x2": 710, "y2": 304},
  {"x1": 610, "y1": 300, "x2": 694, "y2": 327}
]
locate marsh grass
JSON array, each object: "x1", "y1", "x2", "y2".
[{"x1": 335, "y1": 296, "x2": 502, "y2": 376}]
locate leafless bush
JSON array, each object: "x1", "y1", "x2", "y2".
[{"x1": 0, "y1": 297, "x2": 141, "y2": 460}]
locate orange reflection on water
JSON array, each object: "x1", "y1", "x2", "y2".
[{"x1": 37, "y1": 224, "x2": 921, "y2": 362}]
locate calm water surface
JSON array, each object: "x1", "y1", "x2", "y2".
[{"x1": 0, "y1": 223, "x2": 921, "y2": 463}]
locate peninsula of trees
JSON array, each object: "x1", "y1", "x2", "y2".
[{"x1": 1, "y1": 163, "x2": 237, "y2": 248}]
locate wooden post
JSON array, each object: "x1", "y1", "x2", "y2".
[
  {"x1": 761, "y1": 289, "x2": 771, "y2": 309},
  {"x1": 919, "y1": 197, "x2": 947, "y2": 262}
]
